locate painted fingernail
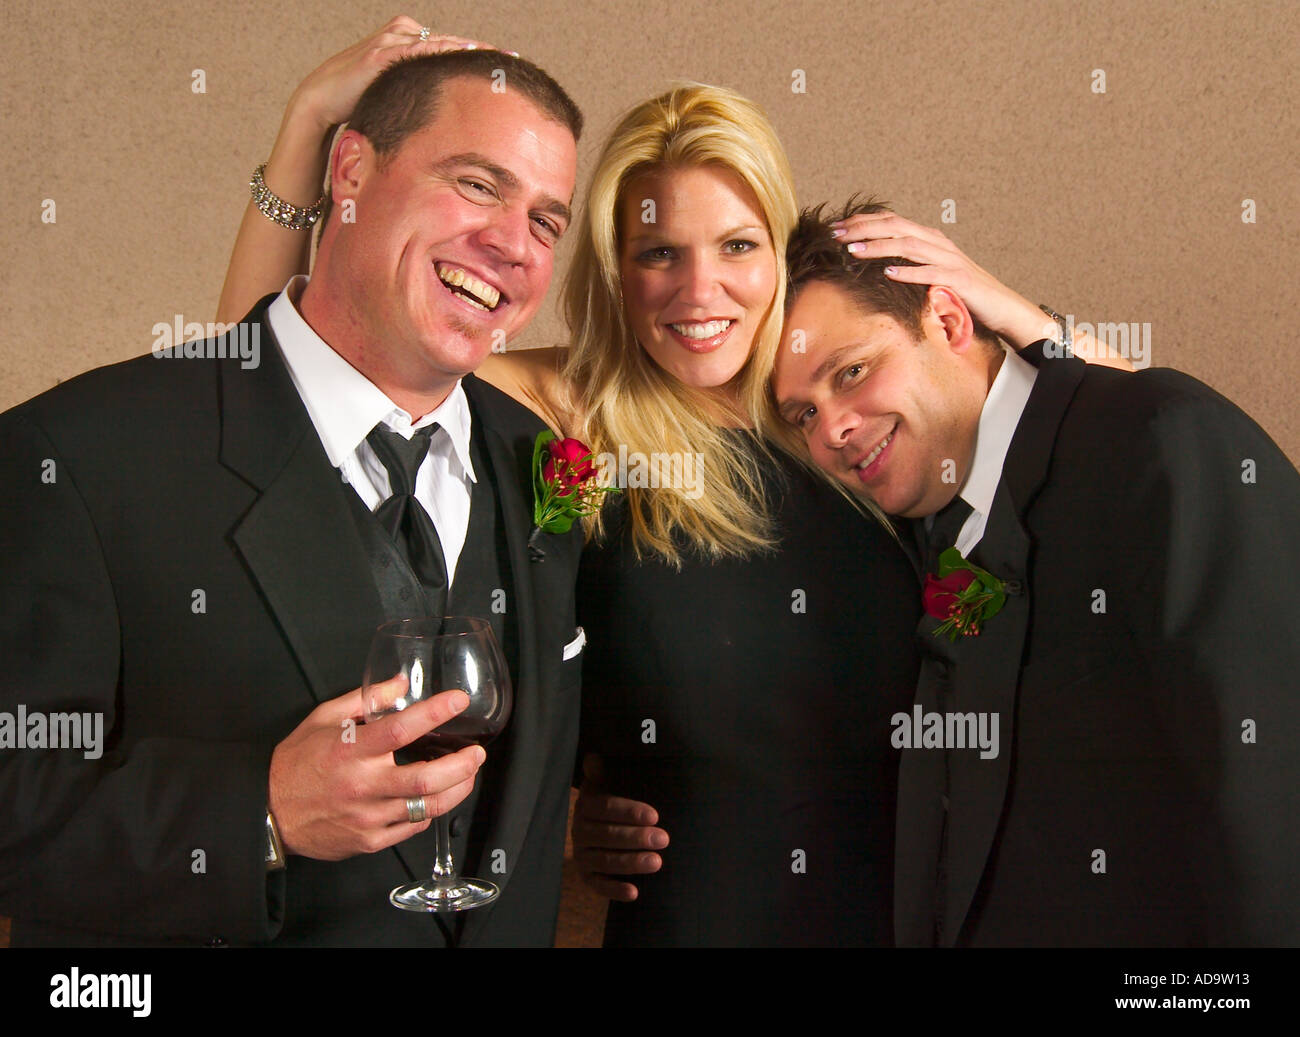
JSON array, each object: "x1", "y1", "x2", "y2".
[
  {"x1": 509, "y1": 50, "x2": 520, "y2": 57},
  {"x1": 885, "y1": 265, "x2": 898, "y2": 274},
  {"x1": 846, "y1": 242, "x2": 866, "y2": 255},
  {"x1": 829, "y1": 227, "x2": 845, "y2": 238}
]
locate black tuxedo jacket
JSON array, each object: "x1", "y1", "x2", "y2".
[
  {"x1": 0, "y1": 297, "x2": 584, "y2": 946},
  {"x1": 895, "y1": 344, "x2": 1300, "y2": 946}
]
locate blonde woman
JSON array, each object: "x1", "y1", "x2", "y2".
[{"x1": 218, "y1": 22, "x2": 1123, "y2": 945}]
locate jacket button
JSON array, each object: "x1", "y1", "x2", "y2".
[
  {"x1": 935, "y1": 661, "x2": 951, "y2": 680},
  {"x1": 450, "y1": 815, "x2": 466, "y2": 838},
  {"x1": 205, "y1": 936, "x2": 228, "y2": 948},
  {"x1": 941, "y1": 795, "x2": 950, "y2": 812},
  {"x1": 399, "y1": 587, "x2": 411, "y2": 600}
]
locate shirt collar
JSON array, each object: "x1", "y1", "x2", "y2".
[
  {"x1": 957, "y1": 346, "x2": 1038, "y2": 518},
  {"x1": 267, "y1": 275, "x2": 476, "y2": 481}
]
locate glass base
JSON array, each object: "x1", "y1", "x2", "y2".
[{"x1": 389, "y1": 877, "x2": 500, "y2": 913}]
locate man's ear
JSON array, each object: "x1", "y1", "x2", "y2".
[
  {"x1": 924, "y1": 285, "x2": 978, "y2": 356},
  {"x1": 330, "y1": 129, "x2": 372, "y2": 207}
]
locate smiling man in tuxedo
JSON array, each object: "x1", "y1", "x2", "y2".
[
  {"x1": 0, "y1": 51, "x2": 586, "y2": 946},
  {"x1": 772, "y1": 199, "x2": 1300, "y2": 946}
]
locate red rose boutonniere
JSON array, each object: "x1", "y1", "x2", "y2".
[
  {"x1": 528, "y1": 431, "x2": 618, "y2": 560},
  {"x1": 923, "y1": 547, "x2": 1006, "y2": 641}
]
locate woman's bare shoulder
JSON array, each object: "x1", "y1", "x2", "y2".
[{"x1": 476, "y1": 347, "x2": 579, "y2": 436}]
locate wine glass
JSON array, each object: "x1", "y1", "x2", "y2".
[{"x1": 362, "y1": 616, "x2": 513, "y2": 912}]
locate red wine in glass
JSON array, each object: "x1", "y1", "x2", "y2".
[
  {"x1": 397, "y1": 729, "x2": 486, "y2": 763},
  {"x1": 362, "y1": 616, "x2": 513, "y2": 912}
]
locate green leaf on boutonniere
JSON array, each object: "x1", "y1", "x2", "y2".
[
  {"x1": 936, "y1": 547, "x2": 968, "y2": 576},
  {"x1": 531, "y1": 429, "x2": 556, "y2": 516}
]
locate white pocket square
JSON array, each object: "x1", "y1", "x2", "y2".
[{"x1": 562, "y1": 626, "x2": 586, "y2": 661}]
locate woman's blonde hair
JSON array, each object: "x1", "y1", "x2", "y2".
[{"x1": 562, "y1": 83, "x2": 799, "y2": 566}]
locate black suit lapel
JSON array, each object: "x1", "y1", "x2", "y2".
[
  {"x1": 936, "y1": 475, "x2": 1029, "y2": 944},
  {"x1": 893, "y1": 624, "x2": 951, "y2": 945},
  {"x1": 219, "y1": 301, "x2": 387, "y2": 706},
  {"x1": 457, "y1": 376, "x2": 546, "y2": 946}
]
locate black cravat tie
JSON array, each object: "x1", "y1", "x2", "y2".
[
  {"x1": 366, "y1": 423, "x2": 449, "y2": 615},
  {"x1": 923, "y1": 496, "x2": 974, "y2": 574}
]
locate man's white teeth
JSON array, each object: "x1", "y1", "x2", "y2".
[
  {"x1": 437, "y1": 264, "x2": 500, "y2": 310},
  {"x1": 670, "y1": 319, "x2": 733, "y2": 340},
  {"x1": 858, "y1": 430, "x2": 894, "y2": 469}
]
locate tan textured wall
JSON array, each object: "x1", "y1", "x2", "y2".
[{"x1": 2, "y1": 0, "x2": 1298, "y2": 460}]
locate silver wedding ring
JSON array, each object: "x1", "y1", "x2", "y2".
[
  {"x1": 419, "y1": 26, "x2": 431, "y2": 41},
  {"x1": 406, "y1": 795, "x2": 428, "y2": 823}
]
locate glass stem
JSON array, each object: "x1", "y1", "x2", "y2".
[{"x1": 430, "y1": 815, "x2": 457, "y2": 889}]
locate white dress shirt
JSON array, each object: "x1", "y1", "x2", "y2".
[
  {"x1": 267, "y1": 276, "x2": 477, "y2": 586},
  {"x1": 947, "y1": 346, "x2": 1039, "y2": 556}
]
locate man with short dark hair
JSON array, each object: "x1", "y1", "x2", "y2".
[
  {"x1": 0, "y1": 52, "x2": 587, "y2": 947},
  {"x1": 773, "y1": 200, "x2": 1300, "y2": 946}
]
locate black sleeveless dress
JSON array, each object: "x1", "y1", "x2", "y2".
[{"x1": 577, "y1": 434, "x2": 921, "y2": 946}]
